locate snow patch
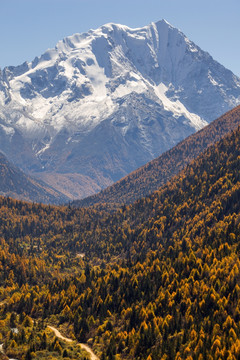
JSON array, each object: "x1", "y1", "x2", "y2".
[
  {"x1": 36, "y1": 143, "x2": 50, "y2": 157},
  {"x1": 154, "y1": 83, "x2": 208, "y2": 130},
  {"x1": 208, "y1": 70, "x2": 220, "y2": 86},
  {"x1": 0, "y1": 124, "x2": 15, "y2": 137}
]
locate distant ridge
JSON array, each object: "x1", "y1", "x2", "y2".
[
  {"x1": 0, "y1": 152, "x2": 68, "y2": 204},
  {"x1": 73, "y1": 105, "x2": 240, "y2": 208}
]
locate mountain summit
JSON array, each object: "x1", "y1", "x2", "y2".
[{"x1": 0, "y1": 20, "x2": 240, "y2": 198}]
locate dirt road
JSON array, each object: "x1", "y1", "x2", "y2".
[{"x1": 48, "y1": 326, "x2": 99, "y2": 360}]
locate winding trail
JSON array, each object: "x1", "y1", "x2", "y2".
[{"x1": 48, "y1": 326, "x2": 99, "y2": 360}]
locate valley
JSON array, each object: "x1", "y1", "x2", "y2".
[
  {"x1": 1, "y1": 18, "x2": 240, "y2": 360},
  {"x1": 1, "y1": 113, "x2": 240, "y2": 359}
]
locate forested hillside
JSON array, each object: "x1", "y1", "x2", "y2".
[
  {"x1": 1, "y1": 125, "x2": 240, "y2": 359},
  {"x1": 74, "y1": 105, "x2": 240, "y2": 208}
]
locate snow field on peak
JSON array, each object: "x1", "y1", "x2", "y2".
[
  {"x1": 154, "y1": 83, "x2": 208, "y2": 130},
  {"x1": 0, "y1": 19, "x2": 239, "y2": 161}
]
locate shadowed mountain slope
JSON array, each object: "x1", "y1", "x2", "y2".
[{"x1": 0, "y1": 152, "x2": 69, "y2": 204}]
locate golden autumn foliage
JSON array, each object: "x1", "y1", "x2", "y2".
[{"x1": 1, "y1": 120, "x2": 240, "y2": 359}]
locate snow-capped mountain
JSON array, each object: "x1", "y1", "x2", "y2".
[{"x1": 0, "y1": 20, "x2": 240, "y2": 198}]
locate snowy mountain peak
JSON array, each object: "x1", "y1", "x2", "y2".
[
  {"x1": 0, "y1": 20, "x2": 240, "y2": 199},
  {"x1": 158, "y1": 18, "x2": 173, "y2": 26}
]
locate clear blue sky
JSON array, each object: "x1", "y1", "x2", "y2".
[{"x1": 1, "y1": 0, "x2": 239, "y2": 76}]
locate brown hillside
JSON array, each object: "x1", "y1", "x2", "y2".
[{"x1": 0, "y1": 152, "x2": 68, "y2": 204}]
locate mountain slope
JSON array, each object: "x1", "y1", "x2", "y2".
[
  {"x1": 1, "y1": 108, "x2": 240, "y2": 359},
  {"x1": 0, "y1": 20, "x2": 240, "y2": 198},
  {"x1": 73, "y1": 104, "x2": 240, "y2": 207},
  {"x1": 67, "y1": 120, "x2": 240, "y2": 259},
  {"x1": 0, "y1": 151, "x2": 68, "y2": 204},
  {"x1": 1, "y1": 119, "x2": 240, "y2": 259}
]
